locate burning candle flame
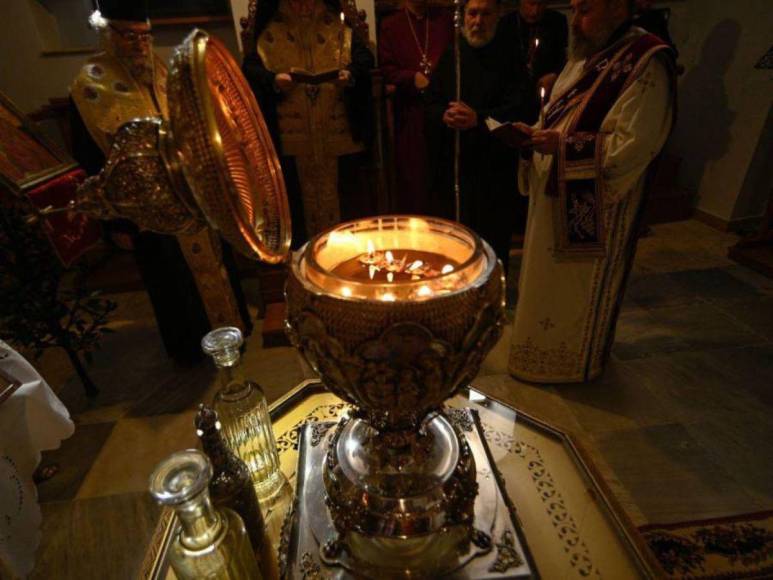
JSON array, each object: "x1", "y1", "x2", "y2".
[
  {"x1": 380, "y1": 292, "x2": 396, "y2": 302},
  {"x1": 417, "y1": 285, "x2": 432, "y2": 297},
  {"x1": 387, "y1": 272, "x2": 394, "y2": 283},
  {"x1": 367, "y1": 239, "x2": 375, "y2": 257},
  {"x1": 341, "y1": 286, "x2": 352, "y2": 297},
  {"x1": 535, "y1": 37, "x2": 540, "y2": 49},
  {"x1": 441, "y1": 264, "x2": 455, "y2": 274},
  {"x1": 369, "y1": 265, "x2": 377, "y2": 280},
  {"x1": 340, "y1": 11, "x2": 345, "y2": 23},
  {"x1": 385, "y1": 250, "x2": 394, "y2": 264},
  {"x1": 407, "y1": 260, "x2": 423, "y2": 272},
  {"x1": 540, "y1": 86, "x2": 546, "y2": 101}
]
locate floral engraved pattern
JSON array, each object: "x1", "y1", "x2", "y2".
[
  {"x1": 309, "y1": 422, "x2": 333, "y2": 447},
  {"x1": 489, "y1": 529, "x2": 524, "y2": 573},
  {"x1": 288, "y1": 305, "x2": 504, "y2": 430},
  {"x1": 300, "y1": 552, "x2": 322, "y2": 579},
  {"x1": 274, "y1": 403, "x2": 350, "y2": 454},
  {"x1": 447, "y1": 408, "x2": 474, "y2": 432}
]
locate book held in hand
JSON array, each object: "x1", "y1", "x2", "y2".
[
  {"x1": 289, "y1": 67, "x2": 341, "y2": 85},
  {"x1": 485, "y1": 117, "x2": 532, "y2": 148}
]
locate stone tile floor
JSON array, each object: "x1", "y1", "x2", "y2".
[{"x1": 27, "y1": 219, "x2": 773, "y2": 578}]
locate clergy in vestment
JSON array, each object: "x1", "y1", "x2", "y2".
[
  {"x1": 379, "y1": 0, "x2": 453, "y2": 215},
  {"x1": 498, "y1": 0, "x2": 569, "y2": 97},
  {"x1": 425, "y1": 0, "x2": 534, "y2": 273},
  {"x1": 508, "y1": 0, "x2": 676, "y2": 383},
  {"x1": 242, "y1": 0, "x2": 375, "y2": 243},
  {"x1": 70, "y1": 0, "x2": 224, "y2": 365}
]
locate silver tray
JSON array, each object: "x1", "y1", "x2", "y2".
[{"x1": 281, "y1": 408, "x2": 537, "y2": 579}]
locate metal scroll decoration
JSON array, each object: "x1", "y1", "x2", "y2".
[{"x1": 49, "y1": 30, "x2": 292, "y2": 265}]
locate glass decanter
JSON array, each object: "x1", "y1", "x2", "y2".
[
  {"x1": 202, "y1": 327, "x2": 284, "y2": 501},
  {"x1": 196, "y1": 404, "x2": 279, "y2": 579},
  {"x1": 149, "y1": 449, "x2": 262, "y2": 580}
]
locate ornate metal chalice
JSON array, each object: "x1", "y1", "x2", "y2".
[{"x1": 284, "y1": 216, "x2": 532, "y2": 577}]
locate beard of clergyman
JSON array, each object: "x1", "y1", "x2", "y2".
[
  {"x1": 569, "y1": 15, "x2": 620, "y2": 60},
  {"x1": 462, "y1": 19, "x2": 498, "y2": 48}
]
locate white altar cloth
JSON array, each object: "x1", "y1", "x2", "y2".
[{"x1": 0, "y1": 340, "x2": 74, "y2": 578}]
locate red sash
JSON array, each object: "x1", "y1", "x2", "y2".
[{"x1": 545, "y1": 31, "x2": 675, "y2": 259}]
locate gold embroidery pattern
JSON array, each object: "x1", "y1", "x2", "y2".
[
  {"x1": 569, "y1": 191, "x2": 599, "y2": 240},
  {"x1": 610, "y1": 52, "x2": 634, "y2": 82},
  {"x1": 509, "y1": 337, "x2": 581, "y2": 379},
  {"x1": 539, "y1": 318, "x2": 556, "y2": 331}
]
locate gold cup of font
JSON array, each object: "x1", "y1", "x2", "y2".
[{"x1": 285, "y1": 215, "x2": 506, "y2": 573}]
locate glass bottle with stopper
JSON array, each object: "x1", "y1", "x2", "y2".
[
  {"x1": 148, "y1": 449, "x2": 262, "y2": 580},
  {"x1": 195, "y1": 404, "x2": 279, "y2": 579},
  {"x1": 202, "y1": 327, "x2": 284, "y2": 501}
]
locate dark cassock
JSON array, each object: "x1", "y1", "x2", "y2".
[
  {"x1": 498, "y1": 7, "x2": 568, "y2": 92},
  {"x1": 424, "y1": 33, "x2": 535, "y2": 273},
  {"x1": 379, "y1": 6, "x2": 454, "y2": 214},
  {"x1": 242, "y1": 0, "x2": 375, "y2": 246}
]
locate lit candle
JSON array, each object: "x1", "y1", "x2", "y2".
[
  {"x1": 306, "y1": 216, "x2": 488, "y2": 301},
  {"x1": 338, "y1": 12, "x2": 345, "y2": 70},
  {"x1": 539, "y1": 86, "x2": 546, "y2": 128},
  {"x1": 534, "y1": 37, "x2": 540, "y2": 51}
]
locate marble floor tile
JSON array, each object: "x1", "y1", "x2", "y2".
[
  {"x1": 595, "y1": 423, "x2": 763, "y2": 524},
  {"x1": 551, "y1": 359, "x2": 680, "y2": 435},
  {"x1": 37, "y1": 421, "x2": 116, "y2": 503},
  {"x1": 710, "y1": 295, "x2": 773, "y2": 341},
  {"x1": 700, "y1": 344, "x2": 773, "y2": 406},
  {"x1": 127, "y1": 363, "x2": 213, "y2": 417},
  {"x1": 613, "y1": 302, "x2": 765, "y2": 361},
  {"x1": 55, "y1": 322, "x2": 179, "y2": 422},
  {"x1": 667, "y1": 267, "x2": 762, "y2": 302},
  {"x1": 612, "y1": 309, "x2": 693, "y2": 360},
  {"x1": 624, "y1": 271, "x2": 697, "y2": 308},
  {"x1": 725, "y1": 264, "x2": 773, "y2": 295},
  {"x1": 615, "y1": 347, "x2": 773, "y2": 501},
  {"x1": 633, "y1": 220, "x2": 739, "y2": 274},
  {"x1": 75, "y1": 412, "x2": 198, "y2": 499},
  {"x1": 32, "y1": 492, "x2": 161, "y2": 580}
]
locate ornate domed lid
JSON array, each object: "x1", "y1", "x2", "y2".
[{"x1": 167, "y1": 29, "x2": 291, "y2": 264}]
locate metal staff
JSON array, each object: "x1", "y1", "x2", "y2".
[{"x1": 453, "y1": 0, "x2": 462, "y2": 222}]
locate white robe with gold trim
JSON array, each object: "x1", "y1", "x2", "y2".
[{"x1": 508, "y1": 50, "x2": 674, "y2": 383}]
